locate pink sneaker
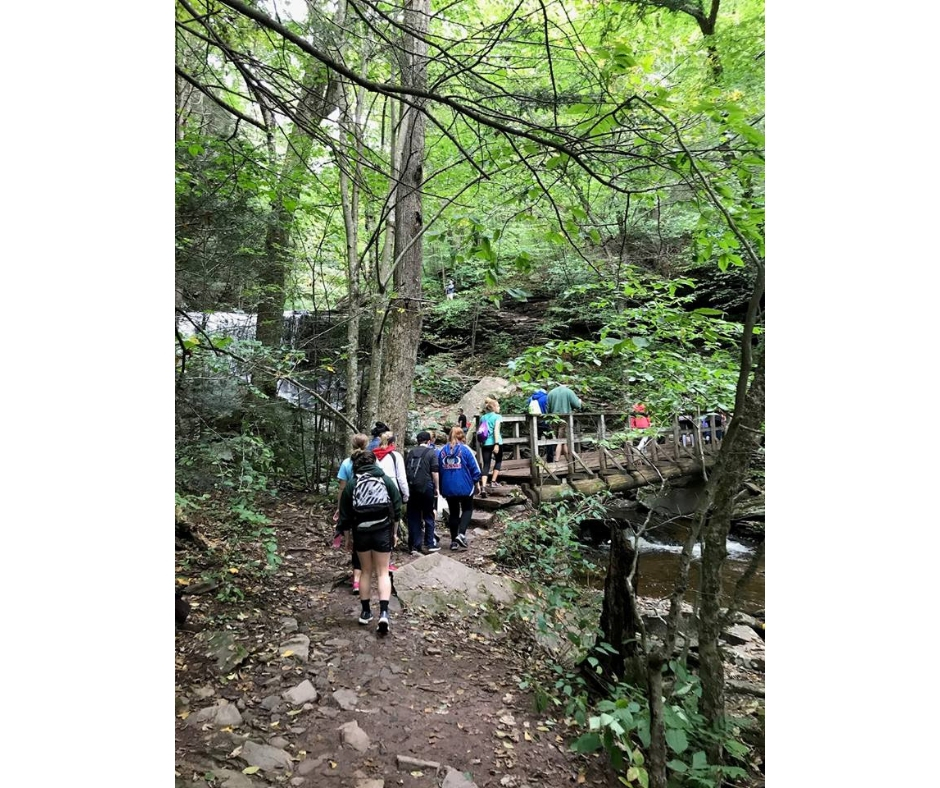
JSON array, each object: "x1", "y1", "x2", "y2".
[
  {"x1": 352, "y1": 581, "x2": 360, "y2": 596},
  {"x1": 388, "y1": 563, "x2": 398, "y2": 573}
]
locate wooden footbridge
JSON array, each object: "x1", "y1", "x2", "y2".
[{"x1": 470, "y1": 412, "x2": 725, "y2": 505}]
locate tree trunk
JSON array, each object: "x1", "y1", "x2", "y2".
[
  {"x1": 375, "y1": 0, "x2": 428, "y2": 440},
  {"x1": 646, "y1": 652, "x2": 668, "y2": 788},
  {"x1": 255, "y1": 6, "x2": 344, "y2": 356},
  {"x1": 338, "y1": 35, "x2": 371, "y2": 428},
  {"x1": 366, "y1": 90, "x2": 401, "y2": 425},
  {"x1": 696, "y1": 340, "x2": 765, "y2": 752},
  {"x1": 596, "y1": 523, "x2": 639, "y2": 682}
]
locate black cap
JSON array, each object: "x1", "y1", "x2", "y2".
[{"x1": 417, "y1": 430, "x2": 431, "y2": 442}]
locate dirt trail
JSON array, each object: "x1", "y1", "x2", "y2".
[{"x1": 175, "y1": 493, "x2": 620, "y2": 788}]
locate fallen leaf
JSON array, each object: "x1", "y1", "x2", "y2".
[
  {"x1": 242, "y1": 766, "x2": 260, "y2": 775},
  {"x1": 228, "y1": 567, "x2": 239, "y2": 574},
  {"x1": 503, "y1": 741, "x2": 514, "y2": 749},
  {"x1": 178, "y1": 711, "x2": 190, "y2": 720},
  {"x1": 410, "y1": 771, "x2": 424, "y2": 777},
  {"x1": 177, "y1": 578, "x2": 191, "y2": 586},
  {"x1": 329, "y1": 760, "x2": 338, "y2": 769},
  {"x1": 524, "y1": 731, "x2": 533, "y2": 741},
  {"x1": 577, "y1": 771, "x2": 586, "y2": 784},
  {"x1": 282, "y1": 650, "x2": 295, "y2": 657}
]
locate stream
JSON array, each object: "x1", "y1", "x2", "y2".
[{"x1": 580, "y1": 532, "x2": 764, "y2": 613}]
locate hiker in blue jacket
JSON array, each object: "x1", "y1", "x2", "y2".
[
  {"x1": 527, "y1": 388, "x2": 549, "y2": 459},
  {"x1": 437, "y1": 426, "x2": 482, "y2": 551}
]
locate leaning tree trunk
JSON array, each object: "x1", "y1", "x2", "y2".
[
  {"x1": 696, "y1": 340, "x2": 764, "y2": 751},
  {"x1": 375, "y1": 0, "x2": 428, "y2": 440}
]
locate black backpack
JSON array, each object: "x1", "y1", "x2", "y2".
[
  {"x1": 351, "y1": 473, "x2": 394, "y2": 531},
  {"x1": 405, "y1": 446, "x2": 432, "y2": 492}
]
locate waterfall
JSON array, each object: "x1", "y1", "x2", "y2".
[{"x1": 177, "y1": 310, "x2": 345, "y2": 411}]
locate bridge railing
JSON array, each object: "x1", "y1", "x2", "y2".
[{"x1": 470, "y1": 410, "x2": 726, "y2": 485}]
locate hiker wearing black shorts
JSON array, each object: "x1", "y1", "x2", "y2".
[{"x1": 338, "y1": 450, "x2": 403, "y2": 634}]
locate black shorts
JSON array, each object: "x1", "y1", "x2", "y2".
[{"x1": 352, "y1": 523, "x2": 393, "y2": 553}]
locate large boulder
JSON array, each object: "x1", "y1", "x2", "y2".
[
  {"x1": 392, "y1": 553, "x2": 522, "y2": 631},
  {"x1": 457, "y1": 377, "x2": 515, "y2": 420}
]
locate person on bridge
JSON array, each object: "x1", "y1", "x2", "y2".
[
  {"x1": 527, "y1": 387, "x2": 550, "y2": 459},
  {"x1": 629, "y1": 403, "x2": 651, "y2": 429},
  {"x1": 438, "y1": 427, "x2": 482, "y2": 551},
  {"x1": 477, "y1": 397, "x2": 504, "y2": 494},
  {"x1": 547, "y1": 383, "x2": 583, "y2": 461}
]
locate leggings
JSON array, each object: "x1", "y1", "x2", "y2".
[{"x1": 445, "y1": 495, "x2": 474, "y2": 539}]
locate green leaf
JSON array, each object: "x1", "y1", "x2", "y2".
[
  {"x1": 666, "y1": 760, "x2": 688, "y2": 773},
  {"x1": 665, "y1": 727, "x2": 688, "y2": 754},
  {"x1": 570, "y1": 732, "x2": 602, "y2": 753},
  {"x1": 691, "y1": 750, "x2": 707, "y2": 770}
]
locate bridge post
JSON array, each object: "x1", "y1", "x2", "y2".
[
  {"x1": 528, "y1": 414, "x2": 541, "y2": 487},
  {"x1": 565, "y1": 413, "x2": 575, "y2": 478},
  {"x1": 672, "y1": 416, "x2": 682, "y2": 462},
  {"x1": 598, "y1": 414, "x2": 608, "y2": 476}
]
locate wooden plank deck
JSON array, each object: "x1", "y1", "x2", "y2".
[{"x1": 467, "y1": 410, "x2": 725, "y2": 502}]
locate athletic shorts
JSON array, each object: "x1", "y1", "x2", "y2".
[{"x1": 352, "y1": 522, "x2": 393, "y2": 553}]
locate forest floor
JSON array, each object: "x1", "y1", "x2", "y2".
[{"x1": 174, "y1": 492, "x2": 765, "y2": 788}]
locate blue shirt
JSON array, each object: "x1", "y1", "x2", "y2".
[
  {"x1": 437, "y1": 443, "x2": 481, "y2": 497},
  {"x1": 337, "y1": 457, "x2": 354, "y2": 483}
]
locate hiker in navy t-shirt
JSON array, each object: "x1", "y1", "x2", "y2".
[{"x1": 405, "y1": 431, "x2": 441, "y2": 555}]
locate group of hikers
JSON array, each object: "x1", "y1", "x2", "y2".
[
  {"x1": 331, "y1": 398, "x2": 507, "y2": 635},
  {"x1": 331, "y1": 388, "x2": 729, "y2": 635}
]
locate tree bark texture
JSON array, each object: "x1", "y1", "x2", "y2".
[
  {"x1": 596, "y1": 523, "x2": 640, "y2": 682},
  {"x1": 646, "y1": 652, "x2": 668, "y2": 788},
  {"x1": 375, "y1": 0, "x2": 428, "y2": 440},
  {"x1": 695, "y1": 340, "x2": 764, "y2": 744}
]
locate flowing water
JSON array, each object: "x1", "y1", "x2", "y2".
[
  {"x1": 630, "y1": 536, "x2": 764, "y2": 612},
  {"x1": 581, "y1": 533, "x2": 764, "y2": 613}
]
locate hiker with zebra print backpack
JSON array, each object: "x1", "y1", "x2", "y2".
[{"x1": 337, "y1": 450, "x2": 403, "y2": 635}]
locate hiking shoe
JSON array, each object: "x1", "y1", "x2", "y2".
[
  {"x1": 352, "y1": 581, "x2": 360, "y2": 596},
  {"x1": 490, "y1": 481, "x2": 501, "y2": 487},
  {"x1": 377, "y1": 612, "x2": 390, "y2": 635},
  {"x1": 427, "y1": 544, "x2": 441, "y2": 553},
  {"x1": 450, "y1": 540, "x2": 459, "y2": 550},
  {"x1": 456, "y1": 534, "x2": 468, "y2": 549},
  {"x1": 358, "y1": 611, "x2": 373, "y2": 625},
  {"x1": 389, "y1": 563, "x2": 398, "y2": 572},
  {"x1": 479, "y1": 488, "x2": 488, "y2": 498},
  {"x1": 410, "y1": 550, "x2": 419, "y2": 557}
]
